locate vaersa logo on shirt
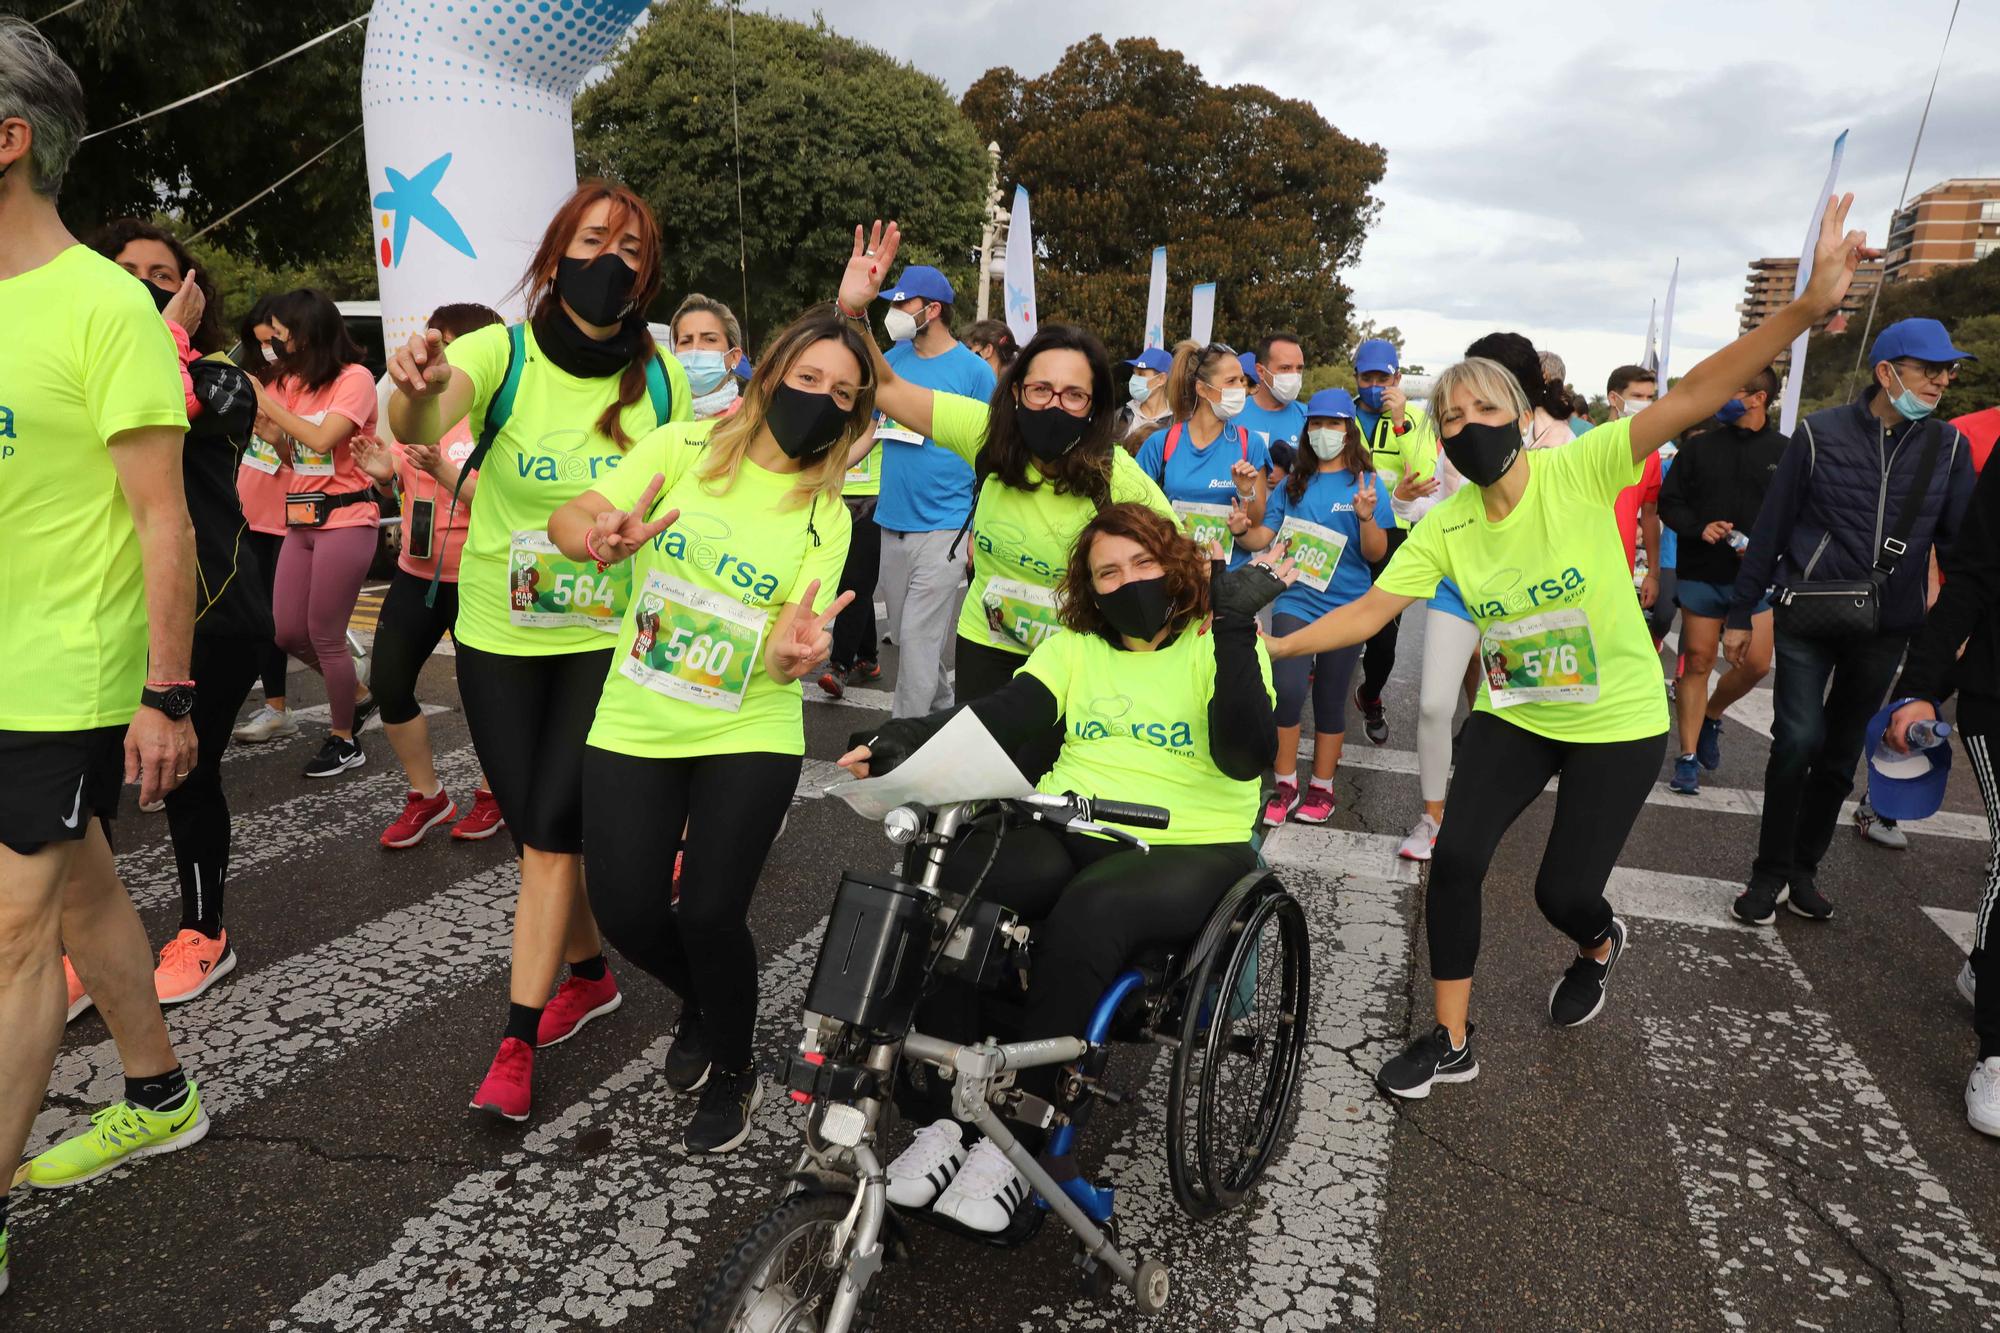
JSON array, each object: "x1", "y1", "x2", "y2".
[
  {"x1": 1072, "y1": 693, "x2": 1197, "y2": 754},
  {"x1": 648, "y1": 511, "x2": 788, "y2": 604},
  {"x1": 976, "y1": 521, "x2": 1060, "y2": 580},
  {"x1": 1468, "y1": 566, "x2": 1588, "y2": 620},
  {"x1": 513, "y1": 429, "x2": 625, "y2": 483},
  {"x1": 0, "y1": 404, "x2": 16, "y2": 458}
]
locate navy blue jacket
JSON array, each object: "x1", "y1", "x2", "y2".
[{"x1": 1730, "y1": 394, "x2": 1975, "y2": 634}]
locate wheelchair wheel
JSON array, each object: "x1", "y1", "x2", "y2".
[
  {"x1": 693, "y1": 1191, "x2": 876, "y2": 1333},
  {"x1": 1165, "y1": 882, "x2": 1310, "y2": 1217}
]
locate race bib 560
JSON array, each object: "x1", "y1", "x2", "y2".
[{"x1": 620, "y1": 570, "x2": 768, "y2": 712}]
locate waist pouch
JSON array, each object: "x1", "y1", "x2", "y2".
[
  {"x1": 287, "y1": 488, "x2": 379, "y2": 529},
  {"x1": 1773, "y1": 579, "x2": 1880, "y2": 639}
]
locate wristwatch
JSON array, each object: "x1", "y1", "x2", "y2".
[{"x1": 141, "y1": 683, "x2": 197, "y2": 720}]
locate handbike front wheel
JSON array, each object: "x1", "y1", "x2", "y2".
[{"x1": 693, "y1": 1191, "x2": 875, "y2": 1333}]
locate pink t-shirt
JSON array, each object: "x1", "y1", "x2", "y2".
[
  {"x1": 392, "y1": 416, "x2": 477, "y2": 581},
  {"x1": 1613, "y1": 451, "x2": 1663, "y2": 573},
  {"x1": 266, "y1": 363, "x2": 381, "y2": 531}
]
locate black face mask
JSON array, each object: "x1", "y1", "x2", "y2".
[
  {"x1": 765, "y1": 382, "x2": 849, "y2": 460},
  {"x1": 144, "y1": 279, "x2": 176, "y2": 313},
  {"x1": 1094, "y1": 576, "x2": 1175, "y2": 643},
  {"x1": 1016, "y1": 403, "x2": 1091, "y2": 461},
  {"x1": 555, "y1": 253, "x2": 639, "y2": 327},
  {"x1": 1442, "y1": 420, "x2": 1522, "y2": 488}
]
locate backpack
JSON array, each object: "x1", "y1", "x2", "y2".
[
  {"x1": 1162, "y1": 421, "x2": 1250, "y2": 466},
  {"x1": 427, "y1": 322, "x2": 674, "y2": 605}
]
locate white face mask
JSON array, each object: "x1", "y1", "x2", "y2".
[
  {"x1": 1209, "y1": 384, "x2": 1248, "y2": 420},
  {"x1": 883, "y1": 305, "x2": 928, "y2": 344},
  {"x1": 1307, "y1": 426, "x2": 1345, "y2": 460},
  {"x1": 1128, "y1": 372, "x2": 1154, "y2": 403},
  {"x1": 1618, "y1": 395, "x2": 1651, "y2": 418},
  {"x1": 1268, "y1": 371, "x2": 1303, "y2": 404}
]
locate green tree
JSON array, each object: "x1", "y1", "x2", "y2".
[
  {"x1": 16, "y1": 1, "x2": 370, "y2": 269},
  {"x1": 575, "y1": 0, "x2": 988, "y2": 348},
  {"x1": 1794, "y1": 249, "x2": 2000, "y2": 411},
  {"x1": 961, "y1": 37, "x2": 1384, "y2": 363}
]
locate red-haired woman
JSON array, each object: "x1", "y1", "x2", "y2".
[
  {"x1": 386, "y1": 182, "x2": 693, "y2": 1121},
  {"x1": 836, "y1": 503, "x2": 1292, "y2": 1232}
]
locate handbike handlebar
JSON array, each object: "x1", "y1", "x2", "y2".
[{"x1": 1012, "y1": 793, "x2": 1170, "y2": 849}]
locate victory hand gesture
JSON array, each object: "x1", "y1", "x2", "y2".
[
  {"x1": 1395, "y1": 471, "x2": 1439, "y2": 503},
  {"x1": 770, "y1": 579, "x2": 857, "y2": 681},
  {"x1": 1802, "y1": 193, "x2": 1878, "y2": 318},
  {"x1": 838, "y1": 220, "x2": 901, "y2": 314},
  {"x1": 1227, "y1": 496, "x2": 1253, "y2": 535},
  {"x1": 389, "y1": 328, "x2": 453, "y2": 398},
  {"x1": 589, "y1": 473, "x2": 680, "y2": 564}
]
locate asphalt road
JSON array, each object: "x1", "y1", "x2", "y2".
[{"x1": 6, "y1": 596, "x2": 1998, "y2": 1333}]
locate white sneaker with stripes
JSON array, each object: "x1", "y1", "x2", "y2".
[
  {"x1": 931, "y1": 1136, "x2": 1028, "y2": 1234},
  {"x1": 883, "y1": 1119, "x2": 968, "y2": 1209}
]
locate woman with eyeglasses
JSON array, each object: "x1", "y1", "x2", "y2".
[
  {"x1": 833, "y1": 222, "x2": 1174, "y2": 778},
  {"x1": 1135, "y1": 341, "x2": 1269, "y2": 569}
]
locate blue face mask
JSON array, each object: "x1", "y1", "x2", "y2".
[
  {"x1": 1357, "y1": 385, "x2": 1387, "y2": 412},
  {"x1": 677, "y1": 349, "x2": 730, "y2": 395},
  {"x1": 1887, "y1": 367, "x2": 1935, "y2": 422},
  {"x1": 1715, "y1": 398, "x2": 1749, "y2": 425}
]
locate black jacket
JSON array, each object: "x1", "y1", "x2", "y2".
[
  {"x1": 1896, "y1": 456, "x2": 1999, "y2": 724},
  {"x1": 1657, "y1": 420, "x2": 1788, "y2": 586},
  {"x1": 185, "y1": 357, "x2": 275, "y2": 641},
  {"x1": 1729, "y1": 394, "x2": 1975, "y2": 633}
]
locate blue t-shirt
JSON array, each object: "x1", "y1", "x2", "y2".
[
  {"x1": 876, "y1": 341, "x2": 996, "y2": 532},
  {"x1": 1263, "y1": 467, "x2": 1395, "y2": 620},
  {"x1": 1135, "y1": 422, "x2": 1272, "y2": 568},
  {"x1": 1235, "y1": 398, "x2": 1307, "y2": 453},
  {"x1": 1658, "y1": 451, "x2": 1678, "y2": 571}
]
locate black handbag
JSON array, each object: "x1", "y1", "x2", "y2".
[{"x1": 1773, "y1": 426, "x2": 1943, "y2": 639}]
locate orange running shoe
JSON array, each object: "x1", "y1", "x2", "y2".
[
  {"x1": 153, "y1": 929, "x2": 237, "y2": 1006},
  {"x1": 63, "y1": 955, "x2": 92, "y2": 1023}
]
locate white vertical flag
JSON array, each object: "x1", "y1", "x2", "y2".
[
  {"x1": 1190, "y1": 283, "x2": 1217, "y2": 347},
  {"x1": 1002, "y1": 185, "x2": 1037, "y2": 344},
  {"x1": 1780, "y1": 130, "x2": 1848, "y2": 434},
  {"x1": 1641, "y1": 299, "x2": 1658, "y2": 372},
  {"x1": 1658, "y1": 259, "x2": 1679, "y2": 389},
  {"x1": 1144, "y1": 246, "x2": 1168, "y2": 350}
]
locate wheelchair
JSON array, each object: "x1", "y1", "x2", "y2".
[{"x1": 693, "y1": 791, "x2": 1312, "y2": 1332}]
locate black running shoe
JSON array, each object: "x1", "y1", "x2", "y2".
[
  {"x1": 1377, "y1": 1023, "x2": 1478, "y2": 1100},
  {"x1": 664, "y1": 1011, "x2": 712, "y2": 1094},
  {"x1": 684, "y1": 1065, "x2": 762, "y2": 1154},
  {"x1": 1355, "y1": 689, "x2": 1389, "y2": 746},
  {"x1": 353, "y1": 692, "x2": 381, "y2": 735},
  {"x1": 1731, "y1": 881, "x2": 1781, "y2": 927},
  {"x1": 1549, "y1": 916, "x2": 1627, "y2": 1027},
  {"x1": 302, "y1": 735, "x2": 365, "y2": 779},
  {"x1": 1786, "y1": 874, "x2": 1834, "y2": 921}
]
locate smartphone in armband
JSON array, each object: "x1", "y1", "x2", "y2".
[
  {"x1": 407, "y1": 497, "x2": 435, "y2": 560},
  {"x1": 285, "y1": 492, "x2": 330, "y2": 528}
]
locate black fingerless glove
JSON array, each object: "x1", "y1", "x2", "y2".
[
  {"x1": 845, "y1": 718, "x2": 933, "y2": 777},
  {"x1": 1210, "y1": 561, "x2": 1288, "y2": 621}
]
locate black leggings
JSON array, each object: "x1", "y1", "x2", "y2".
[
  {"x1": 830, "y1": 499, "x2": 880, "y2": 671},
  {"x1": 455, "y1": 643, "x2": 612, "y2": 855},
  {"x1": 901, "y1": 822, "x2": 1256, "y2": 1133},
  {"x1": 1358, "y1": 527, "x2": 1408, "y2": 701},
  {"x1": 372, "y1": 570, "x2": 460, "y2": 725},
  {"x1": 581, "y1": 747, "x2": 801, "y2": 1071},
  {"x1": 955, "y1": 635, "x2": 1065, "y2": 782},
  {"x1": 1271, "y1": 612, "x2": 1363, "y2": 733},
  {"x1": 162, "y1": 633, "x2": 265, "y2": 935},
  {"x1": 1428, "y1": 710, "x2": 1665, "y2": 980},
  {"x1": 246, "y1": 530, "x2": 290, "y2": 700}
]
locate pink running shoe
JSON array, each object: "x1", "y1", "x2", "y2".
[
  {"x1": 381, "y1": 788, "x2": 458, "y2": 849},
  {"x1": 64, "y1": 955, "x2": 92, "y2": 1023},
  {"x1": 1261, "y1": 780, "x2": 1301, "y2": 828},
  {"x1": 1294, "y1": 785, "x2": 1338, "y2": 824},
  {"x1": 536, "y1": 970, "x2": 623, "y2": 1047},
  {"x1": 451, "y1": 788, "x2": 506, "y2": 841},
  {"x1": 154, "y1": 928, "x2": 237, "y2": 1005},
  {"x1": 470, "y1": 1037, "x2": 535, "y2": 1122}
]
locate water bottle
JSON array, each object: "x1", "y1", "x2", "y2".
[
  {"x1": 1727, "y1": 530, "x2": 1750, "y2": 552},
  {"x1": 1904, "y1": 718, "x2": 1952, "y2": 750}
]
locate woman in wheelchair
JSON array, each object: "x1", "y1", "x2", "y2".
[{"x1": 835, "y1": 502, "x2": 1295, "y2": 1232}]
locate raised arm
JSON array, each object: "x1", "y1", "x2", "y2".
[
  {"x1": 834, "y1": 221, "x2": 937, "y2": 439},
  {"x1": 1629, "y1": 194, "x2": 1874, "y2": 461},
  {"x1": 386, "y1": 328, "x2": 475, "y2": 447},
  {"x1": 1266, "y1": 585, "x2": 1415, "y2": 659}
]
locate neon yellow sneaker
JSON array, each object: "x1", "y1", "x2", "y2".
[
  {"x1": 1, "y1": 1227, "x2": 10, "y2": 1297},
  {"x1": 25, "y1": 1081, "x2": 208, "y2": 1189}
]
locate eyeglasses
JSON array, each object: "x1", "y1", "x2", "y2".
[
  {"x1": 1020, "y1": 381, "x2": 1094, "y2": 414},
  {"x1": 1895, "y1": 359, "x2": 1958, "y2": 383}
]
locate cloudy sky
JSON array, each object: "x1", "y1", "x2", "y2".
[{"x1": 748, "y1": 0, "x2": 1999, "y2": 395}]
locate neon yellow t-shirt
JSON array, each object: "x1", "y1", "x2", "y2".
[
  {"x1": 1375, "y1": 418, "x2": 1670, "y2": 744},
  {"x1": 449, "y1": 322, "x2": 693, "y2": 657},
  {"x1": 843, "y1": 440, "x2": 881, "y2": 499},
  {"x1": 927, "y1": 393, "x2": 1176, "y2": 657},
  {"x1": 584, "y1": 421, "x2": 851, "y2": 759},
  {"x1": 1366, "y1": 403, "x2": 1438, "y2": 531},
  {"x1": 0, "y1": 246, "x2": 190, "y2": 730},
  {"x1": 1020, "y1": 625, "x2": 1272, "y2": 846}
]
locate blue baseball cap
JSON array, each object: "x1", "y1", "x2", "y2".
[
  {"x1": 1304, "y1": 387, "x2": 1357, "y2": 419},
  {"x1": 733, "y1": 357, "x2": 753, "y2": 382},
  {"x1": 1864, "y1": 698, "x2": 1953, "y2": 821},
  {"x1": 1125, "y1": 347, "x2": 1172, "y2": 373},
  {"x1": 1870, "y1": 317, "x2": 1974, "y2": 366},
  {"x1": 1239, "y1": 351, "x2": 1259, "y2": 378},
  {"x1": 879, "y1": 265, "x2": 956, "y2": 305},
  {"x1": 1354, "y1": 338, "x2": 1400, "y2": 375}
]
